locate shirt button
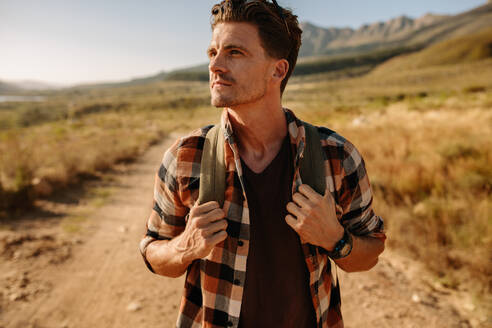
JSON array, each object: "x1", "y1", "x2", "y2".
[
  {"x1": 227, "y1": 321, "x2": 233, "y2": 327},
  {"x1": 238, "y1": 240, "x2": 244, "y2": 246},
  {"x1": 233, "y1": 279, "x2": 241, "y2": 285}
]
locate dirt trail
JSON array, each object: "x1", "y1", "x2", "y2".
[{"x1": 0, "y1": 135, "x2": 486, "y2": 328}]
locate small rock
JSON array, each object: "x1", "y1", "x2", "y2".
[
  {"x1": 412, "y1": 202, "x2": 426, "y2": 216},
  {"x1": 463, "y1": 302, "x2": 475, "y2": 311},
  {"x1": 126, "y1": 301, "x2": 141, "y2": 312},
  {"x1": 32, "y1": 177, "x2": 53, "y2": 197},
  {"x1": 13, "y1": 250, "x2": 22, "y2": 260},
  {"x1": 351, "y1": 116, "x2": 368, "y2": 127},
  {"x1": 411, "y1": 293, "x2": 421, "y2": 303},
  {"x1": 73, "y1": 238, "x2": 83, "y2": 244},
  {"x1": 9, "y1": 291, "x2": 26, "y2": 301},
  {"x1": 59, "y1": 320, "x2": 70, "y2": 328},
  {"x1": 19, "y1": 276, "x2": 29, "y2": 288},
  {"x1": 118, "y1": 226, "x2": 128, "y2": 233}
]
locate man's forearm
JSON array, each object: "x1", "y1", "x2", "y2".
[
  {"x1": 145, "y1": 235, "x2": 193, "y2": 278},
  {"x1": 334, "y1": 234, "x2": 385, "y2": 272},
  {"x1": 144, "y1": 201, "x2": 229, "y2": 278}
]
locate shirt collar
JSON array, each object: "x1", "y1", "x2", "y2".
[{"x1": 219, "y1": 107, "x2": 307, "y2": 171}]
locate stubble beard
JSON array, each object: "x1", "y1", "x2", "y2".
[{"x1": 210, "y1": 81, "x2": 267, "y2": 108}]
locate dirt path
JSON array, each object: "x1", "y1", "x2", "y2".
[{"x1": 0, "y1": 135, "x2": 487, "y2": 328}]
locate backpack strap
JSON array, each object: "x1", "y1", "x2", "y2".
[
  {"x1": 197, "y1": 125, "x2": 226, "y2": 207},
  {"x1": 300, "y1": 122, "x2": 341, "y2": 291},
  {"x1": 300, "y1": 121, "x2": 326, "y2": 196}
]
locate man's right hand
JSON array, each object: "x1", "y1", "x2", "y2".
[{"x1": 174, "y1": 201, "x2": 228, "y2": 264}]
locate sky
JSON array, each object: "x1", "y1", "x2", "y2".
[{"x1": 0, "y1": 0, "x2": 487, "y2": 86}]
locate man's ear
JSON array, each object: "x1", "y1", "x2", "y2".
[{"x1": 272, "y1": 59, "x2": 289, "y2": 82}]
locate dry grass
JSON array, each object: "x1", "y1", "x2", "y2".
[
  {"x1": 0, "y1": 82, "x2": 218, "y2": 214},
  {"x1": 339, "y1": 105, "x2": 491, "y2": 289}
]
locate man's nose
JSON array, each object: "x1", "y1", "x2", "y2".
[{"x1": 209, "y1": 53, "x2": 227, "y2": 74}]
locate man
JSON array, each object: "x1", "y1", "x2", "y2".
[{"x1": 139, "y1": 1, "x2": 386, "y2": 327}]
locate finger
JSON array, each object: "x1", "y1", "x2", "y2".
[
  {"x1": 299, "y1": 184, "x2": 322, "y2": 201},
  {"x1": 322, "y1": 187, "x2": 339, "y2": 212},
  {"x1": 191, "y1": 201, "x2": 220, "y2": 217},
  {"x1": 292, "y1": 192, "x2": 312, "y2": 210},
  {"x1": 206, "y1": 208, "x2": 226, "y2": 222},
  {"x1": 286, "y1": 201, "x2": 305, "y2": 219},
  {"x1": 285, "y1": 214, "x2": 299, "y2": 232},
  {"x1": 204, "y1": 219, "x2": 228, "y2": 235},
  {"x1": 208, "y1": 230, "x2": 228, "y2": 245},
  {"x1": 195, "y1": 209, "x2": 226, "y2": 228}
]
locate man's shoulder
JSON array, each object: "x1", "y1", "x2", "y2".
[
  {"x1": 313, "y1": 124, "x2": 356, "y2": 153},
  {"x1": 312, "y1": 124, "x2": 364, "y2": 176},
  {"x1": 165, "y1": 125, "x2": 214, "y2": 155},
  {"x1": 288, "y1": 108, "x2": 352, "y2": 151},
  {"x1": 175, "y1": 125, "x2": 214, "y2": 150},
  {"x1": 160, "y1": 125, "x2": 214, "y2": 176},
  {"x1": 288, "y1": 108, "x2": 360, "y2": 161}
]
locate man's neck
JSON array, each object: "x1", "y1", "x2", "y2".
[{"x1": 225, "y1": 98, "x2": 287, "y2": 173}]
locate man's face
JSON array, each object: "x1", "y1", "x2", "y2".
[{"x1": 207, "y1": 22, "x2": 276, "y2": 108}]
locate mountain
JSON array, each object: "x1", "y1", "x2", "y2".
[
  {"x1": 14, "y1": 80, "x2": 60, "y2": 90},
  {"x1": 299, "y1": 2, "x2": 492, "y2": 57},
  {"x1": 0, "y1": 79, "x2": 60, "y2": 94},
  {"x1": 371, "y1": 26, "x2": 492, "y2": 74},
  {"x1": 143, "y1": 2, "x2": 492, "y2": 83},
  {"x1": 0, "y1": 81, "x2": 22, "y2": 94}
]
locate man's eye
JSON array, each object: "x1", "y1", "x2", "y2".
[{"x1": 230, "y1": 50, "x2": 242, "y2": 55}]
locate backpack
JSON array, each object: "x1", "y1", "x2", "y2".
[{"x1": 197, "y1": 121, "x2": 341, "y2": 306}]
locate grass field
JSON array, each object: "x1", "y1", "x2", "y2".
[
  {"x1": 1, "y1": 31, "x2": 491, "y2": 309},
  {"x1": 0, "y1": 81, "x2": 216, "y2": 211}
]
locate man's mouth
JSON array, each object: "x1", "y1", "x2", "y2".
[
  {"x1": 211, "y1": 79, "x2": 233, "y2": 88},
  {"x1": 210, "y1": 75, "x2": 234, "y2": 89}
]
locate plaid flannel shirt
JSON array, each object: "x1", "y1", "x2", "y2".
[{"x1": 139, "y1": 108, "x2": 386, "y2": 328}]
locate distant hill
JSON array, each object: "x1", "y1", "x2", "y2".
[
  {"x1": 65, "y1": 72, "x2": 169, "y2": 90},
  {"x1": 371, "y1": 26, "x2": 492, "y2": 73},
  {"x1": 0, "y1": 79, "x2": 60, "y2": 94},
  {"x1": 66, "y1": 64, "x2": 210, "y2": 91},
  {"x1": 0, "y1": 81, "x2": 21, "y2": 94},
  {"x1": 299, "y1": 2, "x2": 492, "y2": 57}
]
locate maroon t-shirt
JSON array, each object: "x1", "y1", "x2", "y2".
[{"x1": 238, "y1": 135, "x2": 317, "y2": 328}]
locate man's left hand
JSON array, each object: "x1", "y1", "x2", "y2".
[{"x1": 285, "y1": 184, "x2": 344, "y2": 251}]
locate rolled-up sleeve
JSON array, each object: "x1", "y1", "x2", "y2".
[
  {"x1": 139, "y1": 139, "x2": 189, "y2": 273},
  {"x1": 337, "y1": 140, "x2": 386, "y2": 242}
]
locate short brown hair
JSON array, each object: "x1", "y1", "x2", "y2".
[{"x1": 210, "y1": 0, "x2": 302, "y2": 94}]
